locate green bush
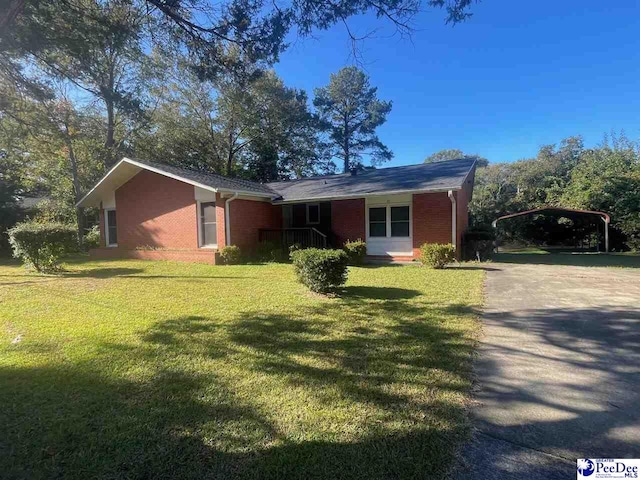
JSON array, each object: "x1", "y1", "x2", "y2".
[
  {"x1": 83, "y1": 225, "x2": 101, "y2": 250},
  {"x1": 8, "y1": 221, "x2": 77, "y2": 272},
  {"x1": 291, "y1": 248, "x2": 348, "y2": 293},
  {"x1": 219, "y1": 245, "x2": 242, "y2": 265},
  {"x1": 288, "y1": 243, "x2": 302, "y2": 254},
  {"x1": 343, "y1": 239, "x2": 367, "y2": 265},
  {"x1": 419, "y1": 243, "x2": 456, "y2": 269}
]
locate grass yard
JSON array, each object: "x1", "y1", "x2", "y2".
[
  {"x1": 494, "y1": 251, "x2": 640, "y2": 268},
  {"x1": 0, "y1": 258, "x2": 484, "y2": 480}
]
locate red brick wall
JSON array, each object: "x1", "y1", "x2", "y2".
[
  {"x1": 412, "y1": 192, "x2": 453, "y2": 257},
  {"x1": 228, "y1": 199, "x2": 282, "y2": 251},
  {"x1": 330, "y1": 198, "x2": 365, "y2": 247},
  {"x1": 215, "y1": 194, "x2": 226, "y2": 248},
  {"x1": 115, "y1": 170, "x2": 198, "y2": 249}
]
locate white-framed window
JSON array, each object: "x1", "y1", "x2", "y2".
[
  {"x1": 199, "y1": 201, "x2": 217, "y2": 247},
  {"x1": 368, "y1": 207, "x2": 387, "y2": 237},
  {"x1": 390, "y1": 206, "x2": 410, "y2": 237},
  {"x1": 367, "y1": 204, "x2": 411, "y2": 238},
  {"x1": 306, "y1": 203, "x2": 320, "y2": 225},
  {"x1": 105, "y1": 208, "x2": 118, "y2": 247}
]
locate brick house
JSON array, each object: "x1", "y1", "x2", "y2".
[{"x1": 77, "y1": 157, "x2": 477, "y2": 263}]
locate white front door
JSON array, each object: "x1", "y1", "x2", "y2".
[{"x1": 366, "y1": 194, "x2": 413, "y2": 256}]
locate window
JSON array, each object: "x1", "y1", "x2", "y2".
[
  {"x1": 368, "y1": 207, "x2": 387, "y2": 237},
  {"x1": 391, "y1": 206, "x2": 410, "y2": 237},
  {"x1": 199, "y1": 202, "x2": 217, "y2": 247},
  {"x1": 105, "y1": 209, "x2": 117, "y2": 246},
  {"x1": 306, "y1": 203, "x2": 320, "y2": 225},
  {"x1": 368, "y1": 204, "x2": 411, "y2": 238}
]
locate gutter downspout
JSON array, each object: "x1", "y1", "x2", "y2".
[
  {"x1": 448, "y1": 190, "x2": 457, "y2": 249},
  {"x1": 224, "y1": 192, "x2": 239, "y2": 246}
]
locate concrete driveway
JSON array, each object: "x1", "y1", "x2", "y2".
[{"x1": 453, "y1": 261, "x2": 640, "y2": 479}]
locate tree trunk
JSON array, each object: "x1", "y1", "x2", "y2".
[
  {"x1": 104, "y1": 97, "x2": 115, "y2": 169},
  {"x1": 343, "y1": 115, "x2": 350, "y2": 173},
  {"x1": 226, "y1": 130, "x2": 234, "y2": 176},
  {"x1": 64, "y1": 129, "x2": 85, "y2": 245},
  {"x1": 102, "y1": 61, "x2": 117, "y2": 169}
]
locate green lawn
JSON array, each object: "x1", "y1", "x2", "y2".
[
  {"x1": 494, "y1": 251, "x2": 640, "y2": 268},
  {"x1": 0, "y1": 258, "x2": 484, "y2": 480}
]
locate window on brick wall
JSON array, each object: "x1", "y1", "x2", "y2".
[
  {"x1": 368, "y1": 207, "x2": 387, "y2": 237},
  {"x1": 368, "y1": 205, "x2": 411, "y2": 238},
  {"x1": 199, "y1": 202, "x2": 217, "y2": 247},
  {"x1": 390, "y1": 206, "x2": 410, "y2": 237},
  {"x1": 105, "y1": 209, "x2": 117, "y2": 246}
]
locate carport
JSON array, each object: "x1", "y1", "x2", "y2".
[{"x1": 492, "y1": 207, "x2": 611, "y2": 252}]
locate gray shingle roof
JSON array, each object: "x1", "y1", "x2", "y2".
[
  {"x1": 114, "y1": 157, "x2": 475, "y2": 203},
  {"x1": 266, "y1": 158, "x2": 476, "y2": 202},
  {"x1": 129, "y1": 158, "x2": 279, "y2": 198}
]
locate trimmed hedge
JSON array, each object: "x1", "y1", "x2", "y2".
[
  {"x1": 419, "y1": 243, "x2": 456, "y2": 269},
  {"x1": 8, "y1": 221, "x2": 77, "y2": 272},
  {"x1": 291, "y1": 248, "x2": 348, "y2": 293},
  {"x1": 343, "y1": 239, "x2": 366, "y2": 265},
  {"x1": 288, "y1": 243, "x2": 303, "y2": 257},
  {"x1": 219, "y1": 245, "x2": 242, "y2": 265}
]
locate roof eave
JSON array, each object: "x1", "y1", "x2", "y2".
[
  {"x1": 76, "y1": 158, "x2": 133, "y2": 208},
  {"x1": 77, "y1": 157, "x2": 277, "y2": 207}
]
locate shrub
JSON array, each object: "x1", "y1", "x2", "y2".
[
  {"x1": 219, "y1": 245, "x2": 242, "y2": 265},
  {"x1": 8, "y1": 221, "x2": 77, "y2": 272},
  {"x1": 291, "y1": 248, "x2": 348, "y2": 293},
  {"x1": 419, "y1": 243, "x2": 456, "y2": 269},
  {"x1": 343, "y1": 239, "x2": 366, "y2": 265},
  {"x1": 289, "y1": 243, "x2": 302, "y2": 254},
  {"x1": 83, "y1": 225, "x2": 101, "y2": 250},
  {"x1": 462, "y1": 227, "x2": 495, "y2": 261}
]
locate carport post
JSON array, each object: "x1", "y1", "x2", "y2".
[{"x1": 603, "y1": 216, "x2": 609, "y2": 253}]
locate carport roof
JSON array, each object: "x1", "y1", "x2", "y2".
[{"x1": 493, "y1": 207, "x2": 610, "y2": 226}]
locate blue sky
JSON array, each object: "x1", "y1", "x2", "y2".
[{"x1": 274, "y1": 0, "x2": 640, "y2": 166}]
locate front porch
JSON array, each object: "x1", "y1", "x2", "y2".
[{"x1": 263, "y1": 194, "x2": 418, "y2": 258}]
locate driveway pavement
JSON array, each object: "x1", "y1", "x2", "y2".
[{"x1": 452, "y1": 261, "x2": 640, "y2": 479}]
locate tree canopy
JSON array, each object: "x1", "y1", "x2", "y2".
[
  {"x1": 314, "y1": 66, "x2": 392, "y2": 173},
  {"x1": 0, "y1": 0, "x2": 475, "y2": 249},
  {"x1": 424, "y1": 149, "x2": 489, "y2": 167}
]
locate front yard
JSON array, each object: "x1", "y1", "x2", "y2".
[{"x1": 0, "y1": 258, "x2": 483, "y2": 479}]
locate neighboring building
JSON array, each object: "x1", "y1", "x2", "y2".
[{"x1": 77, "y1": 157, "x2": 476, "y2": 263}]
